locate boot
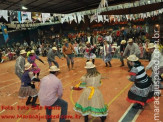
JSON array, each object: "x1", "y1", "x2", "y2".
[
  {"x1": 108, "y1": 61, "x2": 112, "y2": 67},
  {"x1": 132, "y1": 103, "x2": 143, "y2": 109},
  {"x1": 120, "y1": 62, "x2": 124, "y2": 67},
  {"x1": 84, "y1": 115, "x2": 88, "y2": 122},
  {"x1": 105, "y1": 63, "x2": 108, "y2": 67},
  {"x1": 100, "y1": 116, "x2": 106, "y2": 122},
  {"x1": 92, "y1": 59, "x2": 95, "y2": 64},
  {"x1": 68, "y1": 65, "x2": 70, "y2": 71},
  {"x1": 71, "y1": 63, "x2": 74, "y2": 70},
  {"x1": 37, "y1": 72, "x2": 40, "y2": 78},
  {"x1": 32, "y1": 96, "x2": 39, "y2": 107},
  {"x1": 26, "y1": 96, "x2": 32, "y2": 105}
]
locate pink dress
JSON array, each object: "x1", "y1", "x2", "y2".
[{"x1": 28, "y1": 55, "x2": 40, "y2": 74}]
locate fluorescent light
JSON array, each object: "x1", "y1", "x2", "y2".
[{"x1": 22, "y1": 6, "x2": 28, "y2": 10}]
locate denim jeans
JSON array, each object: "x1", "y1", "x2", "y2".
[
  {"x1": 48, "y1": 60, "x2": 59, "y2": 68},
  {"x1": 66, "y1": 54, "x2": 74, "y2": 66},
  {"x1": 46, "y1": 98, "x2": 68, "y2": 122}
]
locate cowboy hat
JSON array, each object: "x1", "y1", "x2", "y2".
[
  {"x1": 84, "y1": 62, "x2": 96, "y2": 69},
  {"x1": 86, "y1": 42, "x2": 90, "y2": 45},
  {"x1": 25, "y1": 63, "x2": 32, "y2": 70},
  {"x1": 161, "y1": 73, "x2": 163, "y2": 79},
  {"x1": 121, "y1": 40, "x2": 126, "y2": 44},
  {"x1": 127, "y1": 55, "x2": 139, "y2": 61},
  {"x1": 20, "y1": 50, "x2": 27, "y2": 54},
  {"x1": 49, "y1": 66, "x2": 60, "y2": 72},
  {"x1": 128, "y1": 38, "x2": 133, "y2": 43},
  {"x1": 30, "y1": 50, "x2": 35, "y2": 53},
  {"x1": 148, "y1": 43, "x2": 155, "y2": 49},
  {"x1": 52, "y1": 47, "x2": 57, "y2": 50}
]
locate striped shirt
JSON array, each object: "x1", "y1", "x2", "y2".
[{"x1": 129, "y1": 65, "x2": 148, "y2": 83}]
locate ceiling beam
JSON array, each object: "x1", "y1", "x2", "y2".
[
  {"x1": 27, "y1": 0, "x2": 52, "y2": 11},
  {"x1": 5, "y1": 0, "x2": 23, "y2": 9},
  {"x1": 25, "y1": 0, "x2": 40, "y2": 6},
  {"x1": 61, "y1": 2, "x2": 100, "y2": 13},
  {"x1": 34, "y1": 0, "x2": 66, "y2": 11}
]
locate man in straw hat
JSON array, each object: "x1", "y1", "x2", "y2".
[
  {"x1": 47, "y1": 46, "x2": 63, "y2": 68},
  {"x1": 62, "y1": 39, "x2": 76, "y2": 70},
  {"x1": 38, "y1": 66, "x2": 68, "y2": 122},
  {"x1": 126, "y1": 55, "x2": 154, "y2": 109},
  {"x1": 18, "y1": 63, "x2": 40, "y2": 107},
  {"x1": 72, "y1": 61, "x2": 108, "y2": 122},
  {"x1": 15, "y1": 50, "x2": 26, "y2": 79},
  {"x1": 123, "y1": 38, "x2": 141, "y2": 71},
  {"x1": 119, "y1": 40, "x2": 127, "y2": 67},
  {"x1": 146, "y1": 43, "x2": 163, "y2": 89}
]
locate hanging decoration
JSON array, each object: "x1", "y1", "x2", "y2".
[{"x1": 1, "y1": 25, "x2": 9, "y2": 43}]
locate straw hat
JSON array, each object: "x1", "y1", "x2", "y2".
[
  {"x1": 31, "y1": 50, "x2": 35, "y2": 53},
  {"x1": 49, "y1": 66, "x2": 60, "y2": 72},
  {"x1": 20, "y1": 50, "x2": 27, "y2": 54},
  {"x1": 128, "y1": 38, "x2": 133, "y2": 43},
  {"x1": 52, "y1": 47, "x2": 57, "y2": 50},
  {"x1": 86, "y1": 42, "x2": 90, "y2": 45},
  {"x1": 127, "y1": 55, "x2": 139, "y2": 61},
  {"x1": 145, "y1": 39, "x2": 150, "y2": 43},
  {"x1": 84, "y1": 62, "x2": 96, "y2": 69},
  {"x1": 121, "y1": 40, "x2": 126, "y2": 44},
  {"x1": 25, "y1": 63, "x2": 32, "y2": 70},
  {"x1": 161, "y1": 73, "x2": 163, "y2": 78},
  {"x1": 148, "y1": 43, "x2": 155, "y2": 49}
]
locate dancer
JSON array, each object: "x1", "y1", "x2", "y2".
[
  {"x1": 119, "y1": 40, "x2": 127, "y2": 67},
  {"x1": 126, "y1": 55, "x2": 154, "y2": 109},
  {"x1": 123, "y1": 38, "x2": 141, "y2": 71},
  {"x1": 145, "y1": 43, "x2": 163, "y2": 89},
  {"x1": 72, "y1": 62, "x2": 108, "y2": 122},
  {"x1": 38, "y1": 66, "x2": 68, "y2": 122},
  {"x1": 18, "y1": 63, "x2": 40, "y2": 107},
  {"x1": 47, "y1": 47, "x2": 62, "y2": 68},
  {"x1": 103, "y1": 40, "x2": 112, "y2": 67},
  {"x1": 15, "y1": 50, "x2": 26, "y2": 79},
  {"x1": 28, "y1": 50, "x2": 44, "y2": 78},
  {"x1": 84, "y1": 42, "x2": 96, "y2": 64},
  {"x1": 62, "y1": 39, "x2": 76, "y2": 70}
]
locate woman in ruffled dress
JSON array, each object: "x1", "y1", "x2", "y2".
[
  {"x1": 84, "y1": 42, "x2": 96, "y2": 64},
  {"x1": 126, "y1": 55, "x2": 154, "y2": 109},
  {"x1": 28, "y1": 50, "x2": 44, "y2": 78},
  {"x1": 72, "y1": 62, "x2": 108, "y2": 122},
  {"x1": 18, "y1": 63, "x2": 40, "y2": 106}
]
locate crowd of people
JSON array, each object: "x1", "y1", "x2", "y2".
[
  {"x1": 1, "y1": 26, "x2": 163, "y2": 122},
  {"x1": 0, "y1": 26, "x2": 154, "y2": 64}
]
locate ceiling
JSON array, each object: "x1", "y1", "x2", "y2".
[{"x1": 0, "y1": 0, "x2": 137, "y2": 14}]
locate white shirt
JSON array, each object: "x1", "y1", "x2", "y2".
[{"x1": 146, "y1": 48, "x2": 163, "y2": 71}]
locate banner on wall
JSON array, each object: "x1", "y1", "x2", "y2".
[
  {"x1": 42, "y1": 13, "x2": 51, "y2": 23},
  {"x1": 32, "y1": 12, "x2": 42, "y2": 22},
  {"x1": 1, "y1": 25, "x2": 9, "y2": 43},
  {"x1": 21, "y1": 11, "x2": 32, "y2": 23},
  {"x1": 0, "y1": 10, "x2": 8, "y2": 22},
  {"x1": 8, "y1": 10, "x2": 18, "y2": 23}
]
